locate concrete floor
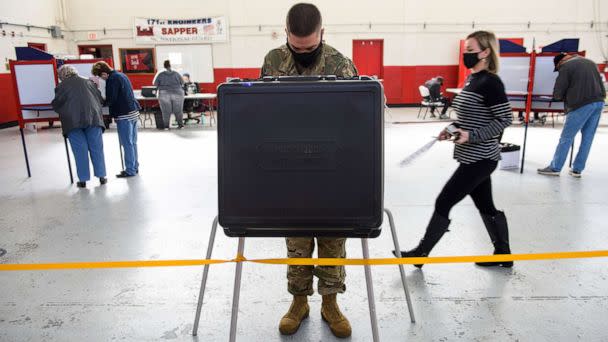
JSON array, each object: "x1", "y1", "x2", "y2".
[{"x1": 1, "y1": 108, "x2": 608, "y2": 342}]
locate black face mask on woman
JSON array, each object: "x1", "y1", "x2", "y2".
[
  {"x1": 463, "y1": 52, "x2": 481, "y2": 69},
  {"x1": 287, "y1": 39, "x2": 323, "y2": 68}
]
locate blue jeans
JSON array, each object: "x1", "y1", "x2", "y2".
[
  {"x1": 116, "y1": 119, "x2": 139, "y2": 175},
  {"x1": 67, "y1": 126, "x2": 106, "y2": 182},
  {"x1": 550, "y1": 102, "x2": 604, "y2": 172}
]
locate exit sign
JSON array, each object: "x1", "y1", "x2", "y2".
[{"x1": 87, "y1": 32, "x2": 98, "y2": 40}]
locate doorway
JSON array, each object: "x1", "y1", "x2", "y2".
[
  {"x1": 27, "y1": 42, "x2": 47, "y2": 51},
  {"x1": 352, "y1": 39, "x2": 384, "y2": 78},
  {"x1": 78, "y1": 45, "x2": 113, "y2": 59}
]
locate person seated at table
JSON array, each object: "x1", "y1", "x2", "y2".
[
  {"x1": 424, "y1": 76, "x2": 450, "y2": 119},
  {"x1": 52, "y1": 64, "x2": 107, "y2": 188},
  {"x1": 182, "y1": 73, "x2": 199, "y2": 95},
  {"x1": 182, "y1": 73, "x2": 201, "y2": 124},
  {"x1": 154, "y1": 60, "x2": 185, "y2": 129}
]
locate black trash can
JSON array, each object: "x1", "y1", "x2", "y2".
[{"x1": 153, "y1": 109, "x2": 164, "y2": 129}]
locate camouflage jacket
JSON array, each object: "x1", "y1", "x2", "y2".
[{"x1": 260, "y1": 43, "x2": 358, "y2": 77}]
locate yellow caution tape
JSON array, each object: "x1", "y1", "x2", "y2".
[
  {"x1": 0, "y1": 259, "x2": 228, "y2": 271},
  {"x1": 0, "y1": 250, "x2": 607, "y2": 271}
]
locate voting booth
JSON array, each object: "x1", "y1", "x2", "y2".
[
  {"x1": 9, "y1": 57, "x2": 114, "y2": 181},
  {"x1": 192, "y1": 76, "x2": 415, "y2": 342},
  {"x1": 9, "y1": 59, "x2": 61, "y2": 178},
  {"x1": 217, "y1": 76, "x2": 384, "y2": 238},
  {"x1": 9, "y1": 59, "x2": 59, "y2": 127},
  {"x1": 486, "y1": 40, "x2": 587, "y2": 172}
]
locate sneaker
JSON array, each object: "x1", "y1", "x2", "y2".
[
  {"x1": 568, "y1": 169, "x2": 582, "y2": 178},
  {"x1": 537, "y1": 166, "x2": 560, "y2": 176},
  {"x1": 99, "y1": 177, "x2": 108, "y2": 185},
  {"x1": 116, "y1": 171, "x2": 136, "y2": 178},
  {"x1": 76, "y1": 181, "x2": 86, "y2": 188}
]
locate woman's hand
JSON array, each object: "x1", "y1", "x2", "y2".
[
  {"x1": 438, "y1": 129, "x2": 450, "y2": 141},
  {"x1": 454, "y1": 129, "x2": 469, "y2": 144}
]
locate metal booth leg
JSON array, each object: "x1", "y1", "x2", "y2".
[
  {"x1": 20, "y1": 128, "x2": 32, "y2": 177},
  {"x1": 520, "y1": 121, "x2": 529, "y2": 173},
  {"x1": 362, "y1": 238, "x2": 380, "y2": 342},
  {"x1": 192, "y1": 216, "x2": 219, "y2": 336},
  {"x1": 229, "y1": 237, "x2": 246, "y2": 342},
  {"x1": 384, "y1": 208, "x2": 416, "y2": 323}
]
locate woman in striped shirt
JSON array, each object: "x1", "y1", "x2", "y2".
[{"x1": 394, "y1": 31, "x2": 513, "y2": 268}]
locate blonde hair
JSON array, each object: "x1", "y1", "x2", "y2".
[{"x1": 467, "y1": 31, "x2": 500, "y2": 74}]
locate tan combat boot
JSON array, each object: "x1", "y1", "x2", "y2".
[
  {"x1": 321, "y1": 294, "x2": 352, "y2": 338},
  {"x1": 279, "y1": 295, "x2": 310, "y2": 335}
]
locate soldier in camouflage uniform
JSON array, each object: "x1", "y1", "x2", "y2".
[
  {"x1": 260, "y1": 3, "x2": 358, "y2": 339},
  {"x1": 261, "y1": 40, "x2": 357, "y2": 78}
]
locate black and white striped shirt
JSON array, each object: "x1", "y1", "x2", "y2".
[{"x1": 452, "y1": 70, "x2": 512, "y2": 164}]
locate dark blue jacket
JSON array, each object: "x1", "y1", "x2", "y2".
[{"x1": 105, "y1": 71, "x2": 141, "y2": 117}]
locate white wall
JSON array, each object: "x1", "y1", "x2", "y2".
[
  {"x1": 0, "y1": 0, "x2": 72, "y2": 73},
  {"x1": 2, "y1": 0, "x2": 607, "y2": 71}
]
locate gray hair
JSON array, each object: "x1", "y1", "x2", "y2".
[{"x1": 58, "y1": 64, "x2": 79, "y2": 81}]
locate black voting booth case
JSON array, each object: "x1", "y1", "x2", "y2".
[{"x1": 217, "y1": 76, "x2": 384, "y2": 238}]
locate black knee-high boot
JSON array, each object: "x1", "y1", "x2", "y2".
[
  {"x1": 392, "y1": 212, "x2": 451, "y2": 268},
  {"x1": 476, "y1": 211, "x2": 513, "y2": 268}
]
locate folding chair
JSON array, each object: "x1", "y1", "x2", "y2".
[{"x1": 417, "y1": 86, "x2": 444, "y2": 120}]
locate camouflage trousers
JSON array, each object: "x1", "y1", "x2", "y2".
[{"x1": 286, "y1": 237, "x2": 346, "y2": 296}]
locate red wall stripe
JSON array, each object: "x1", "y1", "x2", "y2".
[
  {"x1": 126, "y1": 74, "x2": 155, "y2": 90},
  {"x1": 198, "y1": 67, "x2": 261, "y2": 94},
  {"x1": 383, "y1": 65, "x2": 459, "y2": 104},
  {"x1": 2, "y1": 62, "x2": 603, "y2": 126},
  {"x1": 0, "y1": 73, "x2": 20, "y2": 125},
  {"x1": 124, "y1": 68, "x2": 261, "y2": 96}
]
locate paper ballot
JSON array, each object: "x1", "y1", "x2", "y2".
[{"x1": 398, "y1": 138, "x2": 438, "y2": 167}]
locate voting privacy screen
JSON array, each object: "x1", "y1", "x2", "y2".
[{"x1": 217, "y1": 77, "x2": 384, "y2": 238}]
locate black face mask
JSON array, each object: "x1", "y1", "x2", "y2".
[
  {"x1": 463, "y1": 52, "x2": 480, "y2": 69},
  {"x1": 287, "y1": 39, "x2": 323, "y2": 68}
]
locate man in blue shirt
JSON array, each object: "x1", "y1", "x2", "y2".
[{"x1": 92, "y1": 62, "x2": 141, "y2": 178}]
